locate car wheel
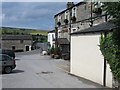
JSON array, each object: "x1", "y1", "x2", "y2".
[{"x1": 4, "y1": 67, "x2": 12, "y2": 74}]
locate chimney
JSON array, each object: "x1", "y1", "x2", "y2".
[{"x1": 67, "y1": 2, "x2": 74, "y2": 9}]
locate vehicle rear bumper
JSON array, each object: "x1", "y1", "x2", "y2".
[{"x1": 12, "y1": 65, "x2": 16, "y2": 69}]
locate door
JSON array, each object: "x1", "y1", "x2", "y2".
[
  {"x1": 26, "y1": 46, "x2": 29, "y2": 51},
  {"x1": 12, "y1": 46, "x2": 15, "y2": 51}
]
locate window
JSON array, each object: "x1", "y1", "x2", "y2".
[
  {"x1": 2, "y1": 55, "x2": 12, "y2": 61},
  {"x1": 58, "y1": 15, "x2": 61, "y2": 22},
  {"x1": 20, "y1": 40, "x2": 24, "y2": 44},
  {"x1": 65, "y1": 11, "x2": 69, "y2": 20},
  {"x1": 52, "y1": 34, "x2": 55, "y2": 41},
  {"x1": 72, "y1": 28, "x2": 77, "y2": 33},
  {"x1": 72, "y1": 7, "x2": 77, "y2": 17},
  {"x1": 85, "y1": 5, "x2": 87, "y2": 10}
]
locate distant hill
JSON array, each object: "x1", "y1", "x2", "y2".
[{"x1": 0, "y1": 27, "x2": 48, "y2": 36}]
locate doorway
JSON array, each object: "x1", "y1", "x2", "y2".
[
  {"x1": 12, "y1": 46, "x2": 15, "y2": 51},
  {"x1": 26, "y1": 46, "x2": 29, "y2": 51}
]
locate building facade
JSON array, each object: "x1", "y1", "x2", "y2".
[
  {"x1": 54, "y1": 1, "x2": 106, "y2": 42},
  {"x1": 47, "y1": 30, "x2": 55, "y2": 48},
  {"x1": 2, "y1": 35, "x2": 32, "y2": 52},
  {"x1": 54, "y1": 1, "x2": 115, "y2": 87}
]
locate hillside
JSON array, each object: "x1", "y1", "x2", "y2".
[{"x1": 0, "y1": 27, "x2": 48, "y2": 36}]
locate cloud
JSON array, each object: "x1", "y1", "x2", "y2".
[
  {"x1": 2, "y1": 2, "x2": 66, "y2": 29},
  {"x1": 2, "y1": 0, "x2": 76, "y2": 2}
]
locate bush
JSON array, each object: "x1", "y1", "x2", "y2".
[
  {"x1": 54, "y1": 46, "x2": 61, "y2": 55},
  {"x1": 93, "y1": 8, "x2": 102, "y2": 15},
  {"x1": 99, "y1": 30, "x2": 120, "y2": 83},
  {"x1": 49, "y1": 46, "x2": 55, "y2": 54}
]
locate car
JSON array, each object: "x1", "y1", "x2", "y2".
[
  {"x1": 0, "y1": 49, "x2": 15, "y2": 59},
  {"x1": 0, "y1": 54, "x2": 16, "y2": 74}
]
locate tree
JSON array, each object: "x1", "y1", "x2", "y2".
[{"x1": 104, "y1": 1, "x2": 120, "y2": 26}]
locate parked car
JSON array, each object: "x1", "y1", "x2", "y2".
[
  {"x1": 0, "y1": 54, "x2": 16, "y2": 74},
  {"x1": 0, "y1": 49, "x2": 15, "y2": 59}
]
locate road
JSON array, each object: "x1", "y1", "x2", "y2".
[{"x1": 2, "y1": 50, "x2": 103, "y2": 88}]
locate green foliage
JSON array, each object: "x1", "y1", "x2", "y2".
[
  {"x1": 99, "y1": 1, "x2": 120, "y2": 84},
  {"x1": 49, "y1": 46, "x2": 61, "y2": 55},
  {"x1": 99, "y1": 31, "x2": 120, "y2": 82},
  {"x1": 54, "y1": 46, "x2": 61, "y2": 55},
  {"x1": 50, "y1": 46, "x2": 55, "y2": 54},
  {"x1": 93, "y1": 8, "x2": 102, "y2": 15},
  {"x1": 103, "y1": 2, "x2": 120, "y2": 26}
]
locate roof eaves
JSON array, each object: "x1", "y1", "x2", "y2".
[
  {"x1": 48, "y1": 30, "x2": 55, "y2": 33},
  {"x1": 54, "y1": 2, "x2": 85, "y2": 18},
  {"x1": 71, "y1": 22, "x2": 116, "y2": 35},
  {"x1": 70, "y1": 30, "x2": 108, "y2": 35}
]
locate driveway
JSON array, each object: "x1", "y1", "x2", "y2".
[{"x1": 2, "y1": 50, "x2": 104, "y2": 88}]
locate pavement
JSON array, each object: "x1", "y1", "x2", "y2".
[{"x1": 1, "y1": 50, "x2": 104, "y2": 88}]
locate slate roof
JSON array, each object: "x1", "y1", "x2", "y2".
[
  {"x1": 2, "y1": 35, "x2": 32, "y2": 40},
  {"x1": 54, "y1": 2, "x2": 86, "y2": 17},
  {"x1": 71, "y1": 22, "x2": 118, "y2": 35},
  {"x1": 57, "y1": 38, "x2": 70, "y2": 45},
  {"x1": 48, "y1": 30, "x2": 55, "y2": 33}
]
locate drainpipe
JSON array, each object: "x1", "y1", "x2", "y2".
[
  {"x1": 69, "y1": 7, "x2": 72, "y2": 58},
  {"x1": 103, "y1": 31, "x2": 107, "y2": 87},
  {"x1": 55, "y1": 27, "x2": 58, "y2": 49},
  {"x1": 103, "y1": 55, "x2": 107, "y2": 87},
  {"x1": 103, "y1": 14, "x2": 108, "y2": 87},
  {"x1": 90, "y1": 0, "x2": 93, "y2": 27}
]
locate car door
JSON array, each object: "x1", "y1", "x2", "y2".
[{"x1": 2, "y1": 55, "x2": 13, "y2": 67}]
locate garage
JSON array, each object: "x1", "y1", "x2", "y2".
[{"x1": 70, "y1": 22, "x2": 116, "y2": 87}]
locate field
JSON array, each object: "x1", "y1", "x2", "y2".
[
  {"x1": 29, "y1": 30, "x2": 48, "y2": 36},
  {"x1": 0, "y1": 27, "x2": 48, "y2": 36}
]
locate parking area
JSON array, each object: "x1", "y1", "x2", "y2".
[{"x1": 2, "y1": 50, "x2": 104, "y2": 88}]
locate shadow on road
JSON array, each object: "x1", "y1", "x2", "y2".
[
  {"x1": 1, "y1": 70, "x2": 24, "y2": 75},
  {"x1": 11, "y1": 69, "x2": 24, "y2": 74}
]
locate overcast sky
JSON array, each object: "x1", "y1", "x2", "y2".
[{"x1": 1, "y1": 2, "x2": 67, "y2": 30}]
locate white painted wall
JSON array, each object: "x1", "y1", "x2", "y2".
[
  {"x1": 48, "y1": 32, "x2": 55, "y2": 48},
  {"x1": 71, "y1": 34, "x2": 113, "y2": 87}
]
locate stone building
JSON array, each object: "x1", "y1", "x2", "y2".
[
  {"x1": 54, "y1": 1, "x2": 106, "y2": 41},
  {"x1": 54, "y1": 1, "x2": 116, "y2": 87},
  {"x1": 54, "y1": 1, "x2": 107, "y2": 57},
  {"x1": 1, "y1": 35, "x2": 32, "y2": 52}
]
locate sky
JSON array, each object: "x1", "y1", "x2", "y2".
[{"x1": 1, "y1": 2, "x2": 67, "y2": 30}]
